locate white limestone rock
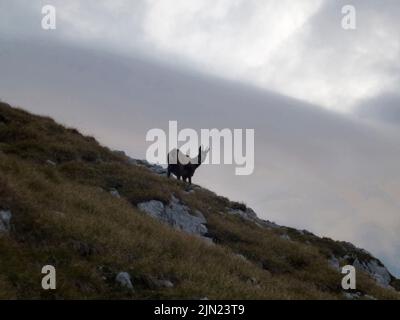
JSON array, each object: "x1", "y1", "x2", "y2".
[
  {"x1": 115, "y1": 272, "x2": 134, "y2": 291},
  {"x1": 0, "y1": 210, "x2": 12, "y2": 233},
  {"x1": 137, "y1": 196, "x2": 209, "y2": 238}
]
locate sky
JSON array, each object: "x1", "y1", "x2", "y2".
[{"x1": 0, "y1": 1, "x2": 400, "y2": 276}]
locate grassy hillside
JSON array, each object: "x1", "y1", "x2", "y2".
[{"x1": 0, "y1": 101, "x2": 398, "y2": 299}]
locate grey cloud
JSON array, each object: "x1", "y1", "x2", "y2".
[
  {"x1": 2, "y1": 0, "x2": 400, "y2": 111},
  {"x1": 260, "y1": 0, "x2": 400, "y2": 110},
  {"x1": 355, "y1": 92, "x2": 400, "y2": 126}
]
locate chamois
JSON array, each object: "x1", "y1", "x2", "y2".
[{"x1": 167, "y1": 146, "x2": 209, "y2": 184}]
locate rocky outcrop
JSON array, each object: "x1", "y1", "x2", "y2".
[
  {"x1": 280, "y1": 234, "x2": 291, "y2": 241},
  {"x1": 109, "y1": 188, "x2": 121, "y2": 198},
  {"x1": 353, "y1": 258, "x2": 392, "y2": 288},
  {"x1": 115, "y1": 272, "x2": 134, "y2": 291},
  {"x1": 0, "y1": 210, "x2": 12, "y2": 233},
  {"x1": 46, "y1": 159, "x2": 56, "y2": 166},
  {"x1": 138, "y1": 200, "x2": 165, "y2": 220},
  {"x1": 132, "y1": 159, "x2": 166, "y2": 175},
  {"x1": 138, "y1": 196, "x2": 209, "y2": 241},
  {"x1": 327, "y1": 251, "x2": 392, "y2": 288},
  {"x1": 113, "y1": 150, "x2": 167, "y2": 175},
  {"x1": 151, "y1": 279, "x2": 174, "y2": 289},
  {"x1": 328, "y1": 256, "x2": 340, "y2": 271},
  {"x1": 227, "y1": 205, "x2": 396, "y2": 289},
  {"x1": 227, "y1": 207, "x2": 279, "y2": 230}
]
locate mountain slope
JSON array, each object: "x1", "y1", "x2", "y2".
[{"x1": 0, "y1": 101, "x2": 398, "y2": 299}]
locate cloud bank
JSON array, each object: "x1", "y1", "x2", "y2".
[{"x1": 1, "y1": 0, "x2": 400, "y2": 112}]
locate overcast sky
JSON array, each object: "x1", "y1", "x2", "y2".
[
  {"x1": 2, "y1": 0, "x2": 400, "y2": 113},
  {"x1": 1, "y1": 1, "x2": 400, "y2": 277}
]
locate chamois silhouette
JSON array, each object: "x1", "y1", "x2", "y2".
[{"x1": 167, "y1": 146, "x2": 209, "y2": 184}]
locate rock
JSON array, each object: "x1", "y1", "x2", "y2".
[
  {"x1": 227, "y1": 207, "x2": 279, "y2": 229},
  {"x1": 46, "y1": 159, "x2": 56, "y2": 166},
  {"x1": 127, "y1": 158, "x2": 140, "y2": 166},
  {"x1": 165, "y1": 196, "x2": 208, "y2": 236},
  {"x1": 259, "y1": 220, "x2": 280, "y2": 229},
  {"x1": 235, "y1": 254, "x2": 247, "y2": 261},
  {"x1": 138, "y1": 196, "x2": 209, "y2": 238},
  {"x1": 137, "y1": 200, "x2": 165, "y2": 220},
  {"x1": 343, "y1": 292, "x2": 362, "y2": 300},
  {"x1": 246, "y1": 277, "x2": 261, "y2": 289},
  {"x1": 300, "y1": 229, "x2": 315, "y2": 236},
  {"x1": 296, "y1": 229, "x2": 315, "y2": 236},
  {"x1": 115, "y1": 272, "x2": 134, "y2": 291},
  {"x1": 139, "y1": 275, "x2": 174, "y2": 289},
  {"x1": 112, "y1": 150, "x2": 127, "y2": 158},
  {"x1": 0, "y1": 210, "x2": 12, "y2": 233},
  {"x1": 328, "y1": 256, "x2": 340, "y2": 271},
  {"x1": 193, "y1": 210, "x2": 207, "y2": 224},
  {"x1": 228, "y1": 207, "x2": 257, "y2": 220},
  {"x1": 148, "y1": 164, "x2": 167, "y2": 175},
  {"x1": 341, "y1": 241, "x2": 358, "y2": 251},
  {"x1": 109, "y1": 188, "x2": 121, "y2": 198},
  {"x1": 53, "y1": 210, "x2": 66, "y2": 218},
  {"x1": 112, "y1": 151, "x2": 167, "y2": 175},
  {"x1": 280, "y1": 234, "x2": 291, "y2": 241},
  {"x1": 246, "y1": 277, "x2": 258, "y2": 285},
  {"x1": 353, "y1": 258, "x2": 392, "y2": 288},
  {"x1": 154, "y1": 279, "x2": 174, "y2": 288},
  {"x1": 130, "y1": 158, "x2": 166, "y2": 175}
]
